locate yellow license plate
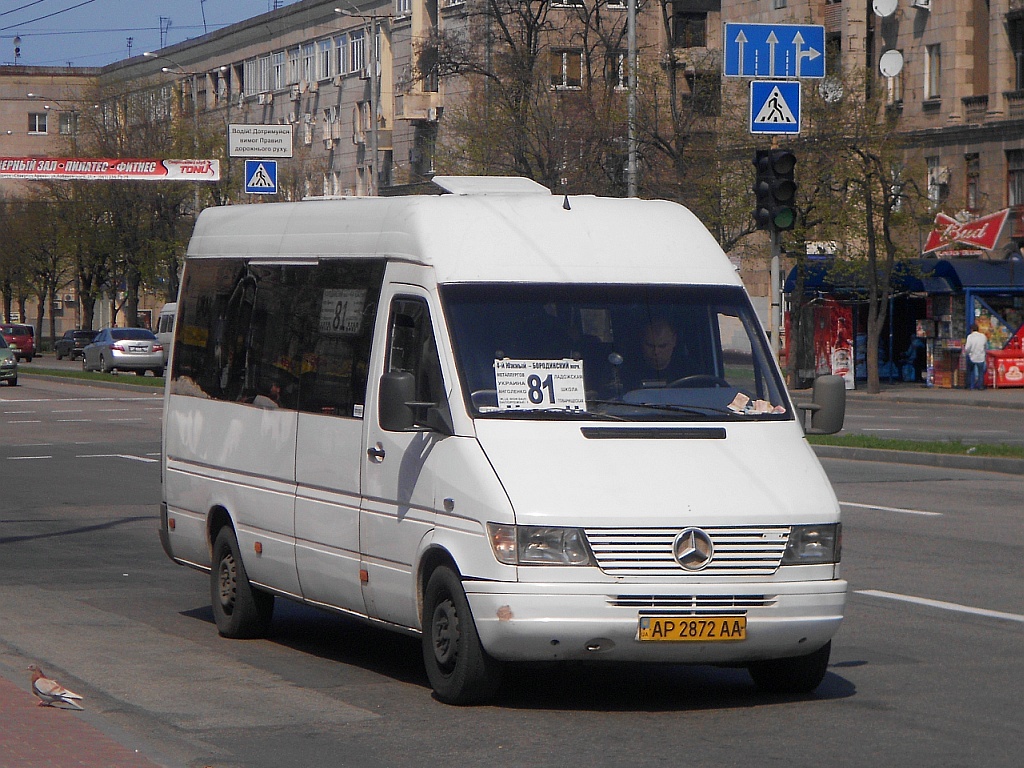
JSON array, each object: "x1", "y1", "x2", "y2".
[{"x1": 638, "y1": 616, "x2": 746, "y2": 642}]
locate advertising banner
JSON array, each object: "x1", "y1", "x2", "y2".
[{"x1": 0, "y1": 158, "x2": 220, "y2": 181}]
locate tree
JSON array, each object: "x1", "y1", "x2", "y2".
[{"x1": 789, "y1": 69, "x2": 927, "y2": 394}]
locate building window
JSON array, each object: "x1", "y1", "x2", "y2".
[
  {"x1": 350, "y1": 31, "x2": 366, "y2": 75},
  {"x1": 671, "y1": 9, "x2": 707, "y2": 48},
  {"x1": 272, "y1": 51, "x2": 285, "y2": 90},
  {"x1": 1009, "y1": 149, "x2": 1024, "y2": 207},
  {"x1": 886, "y1": 51, "x2": 903, "y2": 104},
  {"x1": 58, "y1": 111, "x2": 77, "y2": 136},
  {"x1": 924, "y1": 44, "x2": 941, "y2": 100},
  {"x1": 1009, "y1": 14, "x2": 1024, "y2": 91},
  {"x1": 927, "y1": 156, "x2": 947, "y2": 205},
  {"x1": 302, "y1": 42, "x2": 316, "y2": 83},
  {"x1": 965, "y1": 154, "x2": 980, "y2": 212},
  {"x1": 396, "y1": 0, "x2": 412, "y2": 15},
  {"x1": 551, "y1": 49, "x2": 583, "y2": 89},
  {"x1": 287, "y1": 46, "x2": 300, "y2": 84},
  {"x1": 335, "y1": 35, "x2": 348, "y2": 75},
  {"x1": 606, "y1": 50, "x2": 628, "y2": 91},
  {"x1": 28, "y1": 112, "x2": 47, "y2": 134},
  {"x1": 773, "y1": 0, "x2": 787, "y2": 8},
  {"x1": 318, "y1": 39, "x2": 333, "y2": 80}
]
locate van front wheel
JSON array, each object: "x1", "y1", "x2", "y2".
[
  {"x1": 422, "y1": 566, "x2": 501, "y2": 705},
  {"x1": 748, "y1": 641, "x2": 831, "y2": 695},
  {"x1": 210, "y1": 527, "x2": 274, "y2": 639}
]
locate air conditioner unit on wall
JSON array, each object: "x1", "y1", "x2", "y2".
[
  {"x1": 310, "y1": 81, "x2": 319, "y2": 92},
  {"x1": 333, "y1": 75, "x2": 344, "y2": 87},
  {"x1": 63, "y1": 293, "x2": 75, "y2": 303},
  {"x1": 911, "y1": 0, "x2": 931, "y2": 10},
  {"x1": 290, "y1": 85, "x2": 301, "y2": 100}
]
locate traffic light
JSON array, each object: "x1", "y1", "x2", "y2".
[{"x1": 752, "y1": 149, "x2": 797, "y2": 232}]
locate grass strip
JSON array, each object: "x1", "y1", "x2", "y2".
[
  {"x1": 19, "y1": 367, "x2": 164, "y2": 388},
  {"x1": 807, "y1": 433, "x2": 1024, "y2": 459}
]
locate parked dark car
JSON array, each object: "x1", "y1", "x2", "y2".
[
  {"x1": 54, "y1": 329, "x2": 100, "y2": 361},
  {"x1": 0, "y1": 323, "x2": 35, "y2": 362},
  {"x1": 82, "y1": 328, "x2": 165, "y2": 376}
]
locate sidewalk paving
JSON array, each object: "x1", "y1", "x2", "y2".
[{"x1": 0, "y1": 672, "x2": 169, "y2": 768}]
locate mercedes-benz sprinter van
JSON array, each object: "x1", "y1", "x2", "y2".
[{"x1": 160, "y1": 176, "x2": 846, "y2": 704}]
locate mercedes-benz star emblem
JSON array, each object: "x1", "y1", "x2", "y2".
[{"x1": 673, "y1": 528, "x2": 714, "y2": 571}]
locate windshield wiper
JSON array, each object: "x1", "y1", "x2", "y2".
[{"x1": 586, "y1": 399, "x2": 751, "y2": 418}]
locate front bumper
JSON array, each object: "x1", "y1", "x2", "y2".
[
  {"x1": 466, "y1": 578, "x2": 847, "y2": 663},
  {"x1": 0, "y1": 365, "x2": 16, "y2": 381}
]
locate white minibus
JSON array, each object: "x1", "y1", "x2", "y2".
[
  {"x1": 156, "y1": 302, "x2": 176, "y2": 365},
  {"x1": 160, "y1": 177, "x2": 847, "y2": 704}
]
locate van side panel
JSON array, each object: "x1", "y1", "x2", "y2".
[
  {"x1": 294, "y1": 413, "x2": 364, "y2": 612},
  {"x1": 164, "y1": 395, "x2": 300, "y2": 595}
]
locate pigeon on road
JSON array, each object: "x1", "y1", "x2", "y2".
[{"x1": 27, "y1": 664, "x2": 84, "y2": 710}]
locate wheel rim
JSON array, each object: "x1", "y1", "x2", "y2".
[
  {"x1": 430, "y1": 597, "x2": 459, "y2": 672},
  {"x1": 217, "y1": 553, "x2": 238, "y2": 616}
]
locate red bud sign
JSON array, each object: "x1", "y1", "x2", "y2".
[{"x1": 923, "y1": 209, "x2": 1009, "y2": 253}]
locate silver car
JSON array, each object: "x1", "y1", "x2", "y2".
[
  {"x1": 82, "y1": 327, "x2": 165, "y2": 377},
  {"x1": 0, "y1": 335, "x2": 17, "y2": 386}
]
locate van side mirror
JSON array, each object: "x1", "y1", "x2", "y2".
[
  {"x1": 798, "y1": 375, "x2": 846, "y2": 435},
  {"x1": 378, "y1": 370, "x2": 454, "y2": 435}
]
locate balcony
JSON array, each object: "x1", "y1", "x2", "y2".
[
  {"x1": 1005, "y1": 90, "x2": 1024, "y2": 116},
  {"x1": 961, "y1": 94, "x2": 988, "y2": 122}
]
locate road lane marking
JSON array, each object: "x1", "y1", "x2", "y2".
[
  {"x1": 840, "y1": 501, "x2": 942, "y2": 517},
  {"x1": 52, "y1": 409, "x2": 83, "y2": 413},
  {"x1": 108, "y1": 418, "x2": 143, "y2": 422},
  {"x1": 57, "y1": 419, "x2": 91, "y2": 423},
  {"x1": 8, "y1": 455, "x2": 52, "y2": 460},
  {"x1": 77, "y1": 453, "x2": 158, "y2": 463},
  {"x1": 7, "y1": 420, "x2": 41, "y2": 424},
  {"x1": 857, "y1": 590, "x2": 1024, "y2": 624}
]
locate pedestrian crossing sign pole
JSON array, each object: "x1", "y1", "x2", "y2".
[
  {"x1": 749, "y1": 80, "x2": 801, "y2": 135},
  {"x1": 245, "y1": 159, "x2": 278, "y2": 194}
]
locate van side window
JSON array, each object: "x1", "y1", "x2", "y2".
[
  {"x1": 386, "y1": 298, "x2": 445, "y2": 406},
  {"x1": 295, "y1": 260, "x2": 385, "y2": 417},
  {"x1": 170, "y1": 258, "x2": 384, "y2": 415}
]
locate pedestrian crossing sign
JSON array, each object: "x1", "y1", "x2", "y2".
[
  {"x1": 749, "y1": 81, "x2": 801, "y2": 135},
  {"x1": 245, "y1": 159, "x2": 278, "y2": 194}
]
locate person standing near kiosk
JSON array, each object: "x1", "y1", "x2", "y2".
[{"x1": 964, "y1": 322, "x2": 988, "y2": 390}]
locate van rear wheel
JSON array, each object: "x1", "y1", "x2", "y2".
[
  {"x1": 748, "y1": 641, "x2": 831, "y2": 695},
  {"x1": 422, "y1": 566, "x2": 501, "y2": 705},
  {"x1": 210, "y1": 527, "x2": 274, "y2": 639}
]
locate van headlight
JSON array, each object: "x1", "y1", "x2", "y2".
[
  {"x1": 487, "y1": 523, "x2": 594, "y2": 566},
  {"x1": 782, "y1": 523, "x2": 841, "y2": 564}
]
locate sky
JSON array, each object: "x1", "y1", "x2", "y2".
[{"x1": 0, "y1": 0, "x2": 304, "y2": 68}]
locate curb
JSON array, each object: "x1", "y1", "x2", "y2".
[{"x1": 811, "y1": 444, "x2": 1024, "y2": 476}]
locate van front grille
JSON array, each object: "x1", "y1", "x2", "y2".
[
  {"x1": 585, "y1": 525, "x2": 790, "y2": 577},
  {"x1": 608, "y1": 594, "x2": 777, "y2": 614}
]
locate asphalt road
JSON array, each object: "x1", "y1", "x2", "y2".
[{"x1": 1, "y1": 376, "x2": 1021, "y2": 767}]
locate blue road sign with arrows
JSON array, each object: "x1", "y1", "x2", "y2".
[{"x1": 724, "y1": 22, "x2": 826, "y2": 79}]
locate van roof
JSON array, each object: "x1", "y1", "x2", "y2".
[{"x1": 186, "y1": 179, "x2": 739, "y2": 287}]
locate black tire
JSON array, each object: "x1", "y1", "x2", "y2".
[
  {"x1": 748, "y1": 641, "x2": 831, "y2": 695},
  {"x1": 210, "y1": 526, "x2": 274, "y2": 639},
  {"x1": 55, "y1": 349, "x2": 64, "y2": 361},
  {"x1": 100, "y1": 354, "x2": 112, "y2": 374},
  {"x1": 7, "y1": 377, "x2": 15, "y2": 386},
  {"x1": 82, "y1": 355, "x2": 89, "y2": 371},
  {"x1": 153, "y1": 368, "x2": 165, "y2": 378},
  {"x1": 422, "y1": 566, "x2": 502, "y2": 705}
]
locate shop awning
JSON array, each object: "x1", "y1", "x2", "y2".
[{"x1": 785, "y1": 257, "x2": 1024, "y2": 294}]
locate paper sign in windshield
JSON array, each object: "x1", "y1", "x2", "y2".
[{"x1": 494, "y1": 359, "x2": 587, "y2": 411}]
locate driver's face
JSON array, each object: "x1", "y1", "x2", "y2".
[{"x1": 643, "y1": 325, "x2": 676, "y2": 371}]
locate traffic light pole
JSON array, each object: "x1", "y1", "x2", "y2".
[{"x1": 770, "y1": 227, "x2": 781, "y2": 362}]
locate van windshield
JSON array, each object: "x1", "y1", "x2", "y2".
[{"x1": 441, "y1": 283, "x2": 791, "y2": 422}]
